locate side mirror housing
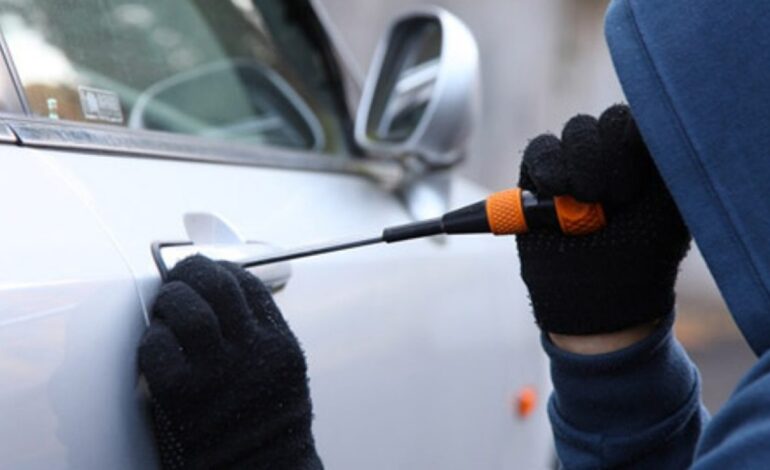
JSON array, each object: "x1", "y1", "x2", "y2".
[{"x1": 355, "y1": 7, "x2": 480, "y2": 168}]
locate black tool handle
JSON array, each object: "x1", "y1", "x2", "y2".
[{"x1": 382, "y1": 218, "x2": 444, "y2": 243}]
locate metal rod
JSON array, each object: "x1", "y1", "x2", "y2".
[{"x1": 241, "y1": 236, "x2": 385, "y2": 268}]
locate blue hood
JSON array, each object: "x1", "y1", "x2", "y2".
[{"x1": 605, "y1": 0, "x2": 770, "y2": 355}]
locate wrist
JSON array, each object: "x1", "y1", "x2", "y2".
[
  {"x1": 542, "y1": 312, "x2": 701, "y2": 449},
  {"x1": 549, "y1": 320, "x2": 659, "y2": 355}
]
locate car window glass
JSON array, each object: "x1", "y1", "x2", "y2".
[{"x1": 0, "y1": 0, "x2": 350, "y2": 153}]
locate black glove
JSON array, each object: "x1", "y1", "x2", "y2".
[
  {"x1": 516, "y1": 105, "x2": 691, "y2": 335},
  {"x1": 138, "y1": 255, "x2": 322, "y2": 469}
]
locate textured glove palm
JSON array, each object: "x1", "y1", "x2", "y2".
[
  {"x1": 138, "y1": 255, "x2": 322, "y2": 469},
  {"x1": 517, "y1": 105, "x2": 690, "y2": 335}
]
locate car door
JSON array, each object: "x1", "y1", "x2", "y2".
[
  {"x1": 0, "y1": 0, "x2": 552, "y2": 468},
  {"x1": 0, "y1": 133, "x2": 156, "y2": 467}
]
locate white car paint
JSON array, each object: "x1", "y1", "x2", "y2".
[
  {"x1": 0, "y1": 149, "x2": 155, "y2": 468},
  {"x1": 0, "y1": 142, "x2": 552, "y2": 468},
  {"x1": 0, "y1": 4, "x2": 553, "y2": 468}
]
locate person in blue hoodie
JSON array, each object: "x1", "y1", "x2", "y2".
[
  {"x1": 513, "y1": 0, "x2": 770, "y2": 464},
  {"x1": 137, "y1": 0, "x2": 770, "y2": 468}
]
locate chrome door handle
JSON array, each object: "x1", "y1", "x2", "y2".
[{"x1": 151, "y1": 241, "x2": 292, "y2": 292}]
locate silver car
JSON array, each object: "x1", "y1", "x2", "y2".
[{"x1": 0, "y1": 0, "x2": 551, "y2": 467}]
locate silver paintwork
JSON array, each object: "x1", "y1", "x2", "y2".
[
  {"x1": 397, "y1": 169, "x2": 453, "y2": 221},
  {"x1": 0, "y1": 3, "x2": 551, "y2": 468},
  {"x1": 355, "y1": 7, "x2": 481, "y2": 167},
  {"x1": 376, "y1": 58, "x2": 440, "y2": 138},
  {"x1": 184, "y1": 212, "x2": 246, "y2": 245},
  {"x1": 1, "y1": 145, "x2": 551, "y2": 468}
]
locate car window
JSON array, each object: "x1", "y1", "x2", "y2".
[{"x1": 0, "y1": 0, "x2": 351, "y2": 153}]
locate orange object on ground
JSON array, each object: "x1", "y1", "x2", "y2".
[{"x1": 516, "y1": 386, "x2": 538, "y2": 419}]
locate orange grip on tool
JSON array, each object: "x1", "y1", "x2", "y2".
[
  {"x1": 485, "y1": 189, "x2": 606, "y2": 236},
  {"x1": 553, "y1": 195, "x2": 606, "y2": 235},
  {"x1": 486, "y1": 188, "x2": 528, "y2": 235}
]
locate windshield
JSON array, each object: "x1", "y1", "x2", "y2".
[{"x1": 0, "y1": 0, "x2": 351, "y2": 153}]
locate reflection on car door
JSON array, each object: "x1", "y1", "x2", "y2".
[{"x1": 0, "y1": 142, "x2": 155, "y2": 468}]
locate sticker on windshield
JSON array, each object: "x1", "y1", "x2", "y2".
[{"x1": 78, "y1": 86, "x2": 124, "y2": 124}]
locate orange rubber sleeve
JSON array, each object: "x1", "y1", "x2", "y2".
[
  {"x1": 486, "y1": 188, "x2": 528, "y2": 235},
  {"x1": 553, "y1": 195, "x2": 606, "y2": 235},
  {"x1": 486, "y1": 189, "x2": 606, "y2": 236}
]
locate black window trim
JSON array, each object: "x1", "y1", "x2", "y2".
[
  {"x1": 0, "y1": 0, "x2": 403, "y2": 184},
  {"x1": 307, "y1": 0, "x2": 364, "y2": 121}
]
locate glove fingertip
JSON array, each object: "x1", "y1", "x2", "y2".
[
  {"x1": 217, "y1": 261, "x2": 272, "y2": 296},
  {"x1": 562, "y1": 115, "x2": 605, "y2": 202},
  {"x1": 561, "y1": 114, "x2": 599, "y2": 144},
  {"x1": 217, "y1": 261, "x2": 293, "y2": 335},
  {"x1": 522, "y1": 134, "x2": 569, "y2": 197},
  {"x1": 598, "y1": 104, "x2": 631, "y2": 126},
  {"x1": 518, "y1": 156, "x2": 536, "y2": 191},
  {"x1": 138, "y1": 323, "x2": 188, "y2": 385},
  {"x1": 598, "y1": 104, "x2": 654, "y2": 208},
  {"x1": 153, "y1": 281, "x2": 205, "y2": 316},
  {"x1": 166, "y1": 254, "x2": 220, "y2": 288}
]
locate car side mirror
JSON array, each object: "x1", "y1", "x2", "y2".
[{"x1": 355, "y1": 8, "x2": 480, "y2": 168}]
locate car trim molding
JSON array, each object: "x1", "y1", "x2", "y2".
[
  {"x1": 0, "y1": 116, "x2": 404, "y2": 184},
  {"x1": 0, "y1": 122, "x2": 17, "y2": 143}
]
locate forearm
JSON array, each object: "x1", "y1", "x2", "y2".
[{"x1": 544, "y1": 313, "x2": 709, "y2": 469}]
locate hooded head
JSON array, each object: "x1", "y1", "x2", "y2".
[{"x1": 605, "y1": 0, "x2": 770, "y2": 355}]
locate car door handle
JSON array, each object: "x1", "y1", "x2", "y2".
[{"x1": 152, "y1": 241, "x2": 292, "y2": 292}]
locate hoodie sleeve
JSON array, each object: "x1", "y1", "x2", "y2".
[
  {"x1": 693, "y1": 349, "x2": 770, "y2": 468},
  {"x1": 543, "y1": 314, "x2": 709, "y2": 469}
]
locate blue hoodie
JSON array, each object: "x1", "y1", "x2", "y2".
[{"x1": 547, "y1": 1, "x2": 770, "y2": 467}]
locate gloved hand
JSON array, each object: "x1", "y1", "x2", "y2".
[
  {"x1": 138, "y1": 255, "x2": 322, "y2": 470},
  {"x1": 517, "y1": 104, "x2": 691, "y2": 335}
]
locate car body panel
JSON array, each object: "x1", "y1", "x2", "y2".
[
  {"x1": 0, "y1": 0, "x2": 553, "y2": 466},
  {"x1": 0, "y1": 148, "x2": 155, "y2": 468},
  {"x1": 0, "y1": 141, "x2": 550, "y2": 467}
]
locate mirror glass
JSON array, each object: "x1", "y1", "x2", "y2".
[{"x1": 366, "y1": 17, "x2": 442, "y2": 143}]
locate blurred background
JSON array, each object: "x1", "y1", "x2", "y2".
[{"x1": 320, "y1": 0, "x2": 755, "y2": 412}]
